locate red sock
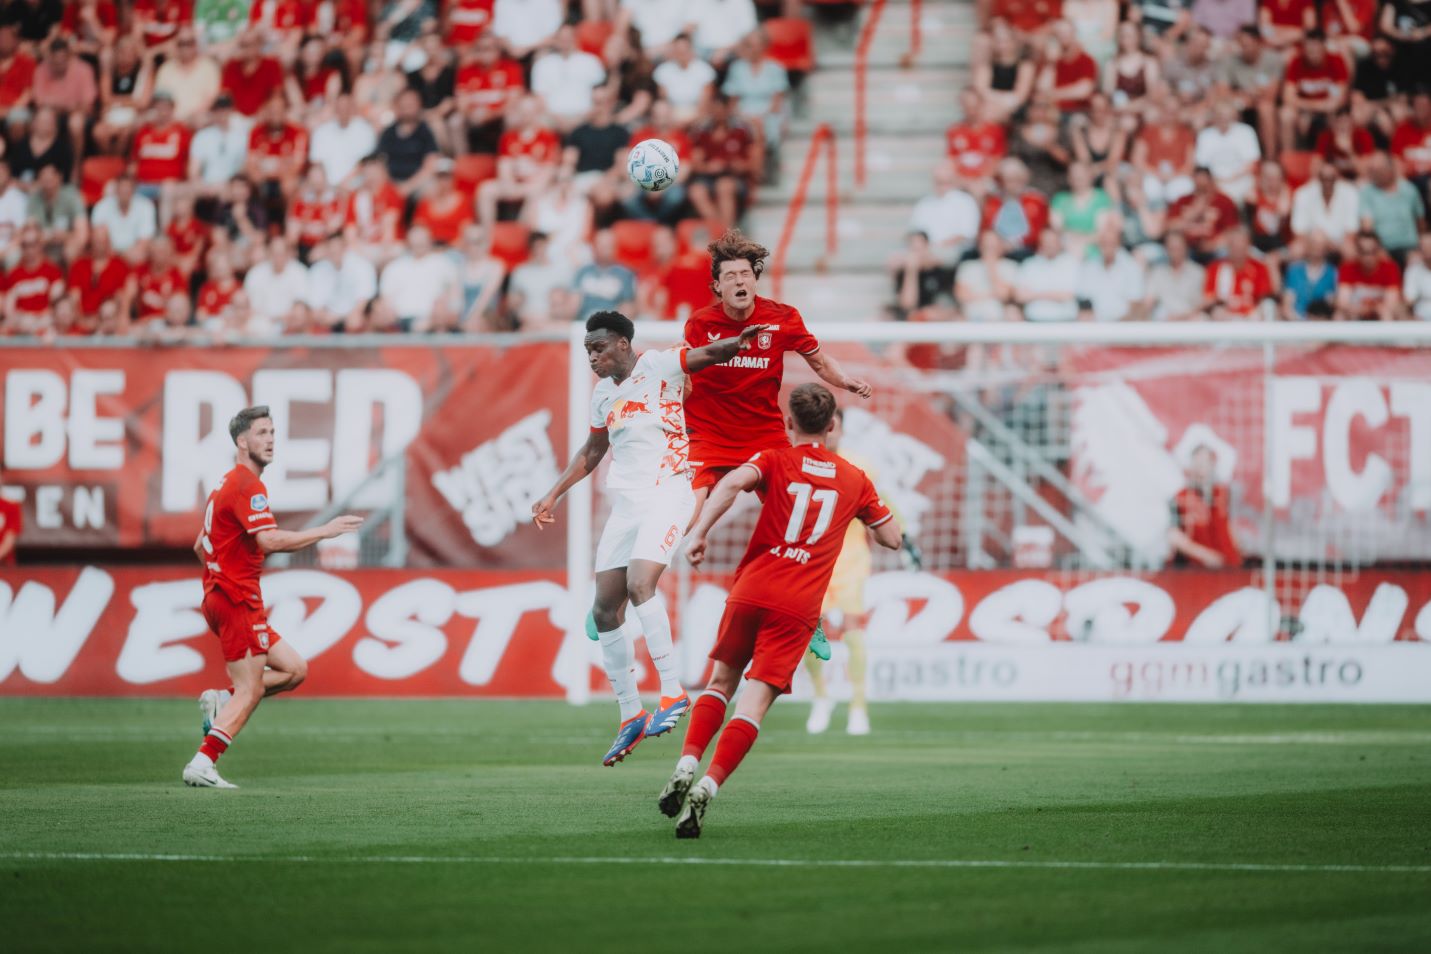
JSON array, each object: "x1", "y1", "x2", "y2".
[
  {"x1": 708, "y1": 716, "x2": 759, "y2": 786},
  {"x1": 681, "y1": 690, "x2": 729, "y2": 760},
  {"x1": 224, "y1": 686, "x2": 234, "y2": 695},
  {"x1": 198, "y1": 728, "x2": 232, "y2": 763}
]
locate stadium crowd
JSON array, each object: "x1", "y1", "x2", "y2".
[
  {"x1": 0, "y1": 0, "x2": 820, "y2": 340},
  {"x1": 895, "y1": 0, "x2": 1431, "y2": 324}
]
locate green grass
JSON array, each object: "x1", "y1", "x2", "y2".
[{"x1": 3, "y1": 700, "x2": 1431, "y2": 953}]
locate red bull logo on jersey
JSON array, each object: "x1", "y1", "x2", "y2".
[{"x1": 607, "y1": 399, "x2": 651, "y2": 430}]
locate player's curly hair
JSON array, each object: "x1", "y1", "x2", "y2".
[
  {"x1": 708, "y1": 229, "x2": 768, "y2": 281},
  {"x1": 788, "y1": 384, "x2": 837, "y2": 436},
  {"x1": 585, "y1": 310, "x2": 635, "y2": 342},
  {"x1": 229, "y1": 405, "x2": 271, "y2": 445}
]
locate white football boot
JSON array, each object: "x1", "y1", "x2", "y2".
[{"x1": 182, "y1": 755, "x2": 238, "y2": 789}]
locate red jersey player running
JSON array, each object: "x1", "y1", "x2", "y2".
[
  {"x1": 182, "y1": 406, "x2": 363, "y2": 789},
  {"x1": 658, "y1": 384, "x2": 902, "y2": 838},
  {"x1": 684, "y1": 230, "x2": 873, "y2": 659}
]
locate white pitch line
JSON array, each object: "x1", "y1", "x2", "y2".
[{"x1": 3, "y1": 852, "x2": 1429, "y2": 875}]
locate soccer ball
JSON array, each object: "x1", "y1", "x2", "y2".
[{"x1": 627, "y1": 139, "x2": 679, "y2": 192}]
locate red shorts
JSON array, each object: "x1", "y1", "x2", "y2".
[
  {"x1": 708, "y1": 600, "x2": 813, "y2": 694},
  {"x1": 202, "y1": 588, "x2": 282, "y2": 662},
  {"x1": 692, "y1": 464, "x2": 736, "y2": 492}
]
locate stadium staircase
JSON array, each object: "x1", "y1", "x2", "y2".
[{"x1": 748, "y1": 0, "x2": 975, "y2": 322}]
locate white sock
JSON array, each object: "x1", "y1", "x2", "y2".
[
  {"x1": 677, "y1": 754, "x2": 698, "y2": 773},
  {"x1": 698, "y1": 776, "x2": 719, "y2": 798},
  {"x1": 217, "y1": 689, "x2": 232, "y2": 708},
  {"x1": 632, "y1": 594, "x2": 682, "y2": 697},
  {"x1": 598, "y1": 626, "x2": 642, "y2": 722},
  {"x1": 189, "y1": 752, "x2": 214, "y2": 768}
]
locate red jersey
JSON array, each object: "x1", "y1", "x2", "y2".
[
  {"x1": 412, "y1": 192, "x2": 474, "y2": 246},
  {"x1": 200, "y1": 466, "x2": 278, "y2": 606},
  {"x1": 133, "y1": 122, "x2": 192, "y2": 183},
  {"x1": 1324, "y1": 0, "x2": 1376, "y2": 39},
  {"x1": 345, "y1": 183, "x2": 405, "y2": 242},
  {"x1": 249, "y1": 122, "x2": 308, "y2": 179},
  {"x1": 167, "y1": 215, "x2": 207, "y2": 268},
  {"x1": 1172, "y1": 484, "x2": 1240, "y2": 566},
  {"x1": 980, "y1": 190, "x2": 1051, "y2": 250},
  {"x1": 682, "y1": 296, "x2": 820, "y2": 469},
  {"x1": 132, "y1": 0, "x2": 193, "y2": 47},
  {"x1": 988, "y1": 0, "x2": 1061, "y2": 33},
  {"x1": 221, "y1": 57, "x2": 285, "y2": 116},
  {"x1": 0, "y1": 497, "x2": 19, "y2": 564},
  {"x1": 197, "y1": 276, "x2": 240, "y2": 320},
  {"x1": 1392, "y1": 120, "x2": 1431, "y2": 178},
  {"x1": 691, "y1": 121, "x2": 756, "y2": 177},
  {"x1": 62, "y1": 0, "x2": 120, "y2": 33},
  {"x1": 1314, "y1": 126, "x2": 1374, "y2": 167},
  {"x1": 137, "y1": 264, "x2": 186, "y2": 320},
  {"x1": 456, "y1": 60, "x2": 524, "y2": 115},
  {"x1": 1205, "y1": 257, "x2": 1273, "y2": 316},
  {"x1": 447, "y1": 0, "x2": 495, "y2": 43},
  {"x1": 0, "y1": 51, "x2": 35, "y2": 110},
  {"x1": 1284, "y1": 54, "x2": 1348, "y2": 107},
  {"x1": 945, "y1": 121, "x2": 1007, "y2": 180},
  {"x1": 6, "y1": 260, "x2": 63, "y2": 316},
  {"x1": 1169, "y1": 190, "x2": 1241, "y2": 250},
  {"x1": 1262, "y1": 0, "x2": 1312, "y2": 28},
  {"x1": 67, "y1": 255, "x2": 130, "y2": 316},
  {"x1": 497, "y1": 127, "x2": 561, "y2": 180},
  {"x1": 289, "y1": 191, "x2": 343, "y2": 245},
  {"x1": 729, "y1": 443, "x2": 891, "y2": 626},
  {"x1": 1051, "y1": 52, "x2": 1098, "y2": 112},
  {"x1": 1337, "y1": 257, "x2": 1401, "y2": 319},
  {"x1": 249, "y1": 0, "x2": 306, "y2": 31}
]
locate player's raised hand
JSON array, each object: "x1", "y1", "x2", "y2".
[
  {"x1": 685, "y1": 534, "x2": 708, "y2": 567},
  {"x1": 326, "y1": 514, "x2": 365, "y2": 537},
  {"x1": 531, "y1": 496, "x2": 558, "y2": 530},
  {"x1": 846, "y1": 377, "x2": 873, "y2": 399},
  {"x1": 737, "y1": 323, "x2": 772, "y2": 344}
]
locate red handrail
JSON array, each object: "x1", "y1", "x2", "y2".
[
  {"x1": 907, "y1": 0, "x2": 923, "y2": 63},
  {"x1": 770, "y1": 123, "x2": 839, "y2": 301},
  {"x1": 854, "y1": 0, "x2": 923, "y2": 187}
]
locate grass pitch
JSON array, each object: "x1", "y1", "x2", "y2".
[{"x1": 2, "y1": 699, "x2": 1430, "y2": 953}]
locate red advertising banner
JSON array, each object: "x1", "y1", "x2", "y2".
[{"x1": 2, "y1": 566, "x2": 1426, "y2": 699}]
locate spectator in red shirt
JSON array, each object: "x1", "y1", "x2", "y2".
[
  {"x1": 447, "y1": 0, "x2": 494, "y2": 45},
  {"x1": 66, "y1": 225, "x2": 133, "y2": 322},
  {"x1": 4, "y1": 223, "x2": 65, "y2": 334},
  {"x1": 477, "y1": 93, "x2": 560, "y2": 229},
  {"x1": 286, "y1": 34, "x2": 345, "y2": 118},
  {"x1": 1259, "y1": 0, "x2": 1315, "y2": 49},
  {"x1": 1203, "y1": 226, "x2": 1275, "y2": 318},
  {"x1": 248, "y1": 0, "x2": 308, "y2": 62},
  {"x1": 1168, "y1": 444, "x2": 1241, "y2": 568},
  {"x1": 166, "y1": 192, "x2": 206, "y2": 276},
  {"x1": 1315, "y1": 109, "x2": 1376, "y2": 179},
  {"x1": 1131, "y1": 100, "x2": 1196, "y2": 206},
  {"x1": 455, "y1": 32, "x2": 524, "y2": 155},
  {"x1": 134, "y1": 234, "x2": 186, "y2": 322},
  {"x1": 220, "y1": 30, "x2": 285, "y2": 117},
  {"x1": 196, "y1": 247, "x2": 242, "y2": 328},
  {"x1": 286, "y1": 164, "x2": 344, "y2": 257},
  {"x1": 344, "y1": 153, "x2": 405, "y2": 263},
  {"x1": 0, "y1": 472, "x2": 20, "y2": 565},
  {"x1": 945, "y1": 87, "x2": 1007, "y2": 187},
  {"x1": 246, "y1": 96, "x2": 308, "y2": 209},
  {"x1": 1336, "y1": 231, "x2": 1403, "y2": 320},
  {"x1": 0, "y1": 24, "x2": 36, "y2": 113},
  {"x1": 1169, "y1": 167, "x2": 1242, "y2": 260},
  {"x1": 132, "y1": 91, "x2": 191, "y2": 199},
  {"x1": 1036, "y1": 20, "x2": 1097, "y2": 115},
  {"x1": 412, "y1": 161, "x2": 475, "y2": 247},
  {"x1": 1279, "y1": 31, "x2": 1349, "y2": 150},
  {"x1": 1392, "y1": 90, "x2": 1431, "y2": 203},
  {"x1": 687, "y1": 93, "x2": 761, "y2": 231},
  {"x1": 981, "y1": 157, "x2": 1051, "y2": 253},
  {"x1": 131, "y1": 0, "x2": 193, "y2": 53},
  {"x1": 65, "y1": 1, "x2": 123, "y2": 60}
]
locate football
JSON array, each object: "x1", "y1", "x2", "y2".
[{"x1": 627, "y1": 138, "x2": 679, "y2": 192}]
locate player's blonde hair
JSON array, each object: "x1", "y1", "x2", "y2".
[{"x1": 708, "y1": 229, "x2": 768, "y2": 281}]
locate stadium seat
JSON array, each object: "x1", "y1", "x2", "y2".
[
  {"x1": 676, "y1": 218, "x2": 724, "y2": 255},
  {"x1": 611, "y1": 219, "x2": 659, "y2": 272},
  {"x1": 453, "y1": 154, "x2": 497, "y2": 200},
  {"x1": 576, "y1": 20, "x2": 614, "y2": 58},
  {"x1": 488, "y1": 221, "x2": 531, "y2": 271},
  {"x1": 1280, "y1": 150, "x2": 1315, "y2": 189},
  {"x1": 80, "y1": 156, "x2": 126, "y2": 207},
  {"x1": 764, "y1": 18, "x2": 815, "y2": 74}
]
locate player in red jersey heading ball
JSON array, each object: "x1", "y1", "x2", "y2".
[
  {"x1": 658, "y1": 384, "x2": 903, "y2": 838},
  {"x1": 182, "y1": 406, "x2": 363, "y2": 789}
]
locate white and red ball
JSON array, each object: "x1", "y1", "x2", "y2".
[{"x1": 627, "y1": 138, "x2": 680, "y2": 192}]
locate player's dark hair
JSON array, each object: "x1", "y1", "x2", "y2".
[
  {"x1": 586, "y1": 310, "x2": 634, "y2": 342},
  {"x1": 788, "y1": 384, "x2": 838, "y2": 436},
  {"x1": 229, "y1": 405, "x2": 271, "y2": 444},
  {"x1": 709, "y1": 228, "x2": 768, "y2": 281}
]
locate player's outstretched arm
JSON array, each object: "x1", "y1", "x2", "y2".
[
  {"x1": 870, "y1": 515, "x2": 904, "y2": 551},
  {"x1": 685, "y1": 464, "x2": 761, "y2": 566},
  {"x1": 802, "y1": 349, "x2": 873, "y2": 399},
  {"x1": 531, "y1": 428, "x2": 610, "y2": 530},
  {"x1": 683, "y1": 323, "x2": 770, "y2": 373},
  {"x1": 255, "y1": 515, "x2": 365, "y2": 554}
]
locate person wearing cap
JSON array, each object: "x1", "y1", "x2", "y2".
[
  {"x1": 153, "y1": 25, "x2": 220, "y2": 123},
  {"x1": 31, "y1": 38, "x2": 96, "y2": 156},
  {"x1": 189, "y1": 92, "x2": 251, "y2": 202}
]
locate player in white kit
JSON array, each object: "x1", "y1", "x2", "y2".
[{"x1": 533, "y1": 310, "x2": 768, "y2": 765}]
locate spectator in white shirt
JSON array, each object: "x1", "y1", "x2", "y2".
[
  {"x1": 153, "y1": 27, "x2": 220, "y2": 123},
  {"x1": 379, "y1": 225, "x2": 460, "y2": 331},
  {"x1": 307, "y1": 234, "x2": 379, "y2": 331},
  {"x1": 188, "y1": 94, "x2": 251, "y2": 199},
  {"x1": 530, "y1": 24, "x2": 607, "y2": 132},
  {"x1": 653, "y1": 34, "x2": 718, "y2": 125},
  {"x1": 506, "y1": 230, "x2": 575, "y2": 329},
  {"x1": 619, "y1": 0, "x2": 690, "y2": 59},
  {"x1": 492, "y1": 0, "x2": 564, "y2": 59},
  {"x1": 690, "y1": 0, "x2": 758, "y2": 66},
  {"x1": 901, "y1": 161, "x2": 982, "y2": 270},
  {"x1": 955, "y1": 230, "x2": 1020, "y2": 322},
  {"x1": 1291, "y1": 162, "x2": 1360, "y2": 252},
  {"x1": 1146, "y1": 231, "x2": 1207, "y2": 320},
  {"x1": 243, "y1": 236, "x2": 311, "y2": 330},
  {"x1": 1016, "y1": 227, "x2": 1080, "y2": 321},
  {"x1": 309, "y1": 93, "x2": 377, "y2": 189},
  {"x1": 1194, "y1": 100, "x2": 1261, "y2": 204},
  {"x1": 1405, "y1": 232, "x2": 1431, "y2": 321},
  {"x1": 1078, "y1": 223, "x2": 1150, "y2": 321},
  {"x1": 90, "y1": 172, "x2": 157, "y2": 254},
  {"x1": 0, "y1": 162, "x2": 29, "y2": 256}
]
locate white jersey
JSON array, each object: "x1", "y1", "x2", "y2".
[{"x1": 590, "y1": 348, "x2": 691, "y2": 490}]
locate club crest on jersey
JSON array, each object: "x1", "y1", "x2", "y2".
[
  {"x1": 250, "y1": 494, "x2": 268, "y2": 511},
  {"x1": 801, "y1": 458, "x2": 837, "y2": 478},
  {"x1": 757, "y1": 330, "x2": 773, "y2": 350}
]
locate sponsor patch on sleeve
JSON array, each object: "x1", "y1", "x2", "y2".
[{"x1": 250, "y1": 494, "x2": 269, "y2": 511}]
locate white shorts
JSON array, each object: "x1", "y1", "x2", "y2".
[{"x1": 594, "y1": 479, "x2": 696, "y2": 573}]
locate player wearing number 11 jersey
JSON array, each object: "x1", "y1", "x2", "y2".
[{"x1": 658, "y1": 384, "x2": 903, "y2": 838}]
